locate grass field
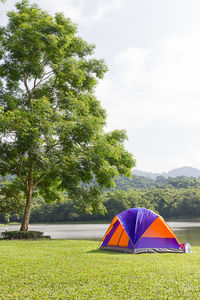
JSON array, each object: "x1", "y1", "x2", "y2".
[
  {"x1": 0, "y1": 240, "x2": 199, "y2": 299},
  {"x1": 0, "y1": 222, "x2": 20, "y2": 227}
]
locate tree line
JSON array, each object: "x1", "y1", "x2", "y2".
[{"x1": 1, "y1": 175, "x2": 200, "y2": 223}]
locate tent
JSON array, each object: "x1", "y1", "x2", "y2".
[{"x1": 99, "y1": 208, "x2": 183, "y2": 254}]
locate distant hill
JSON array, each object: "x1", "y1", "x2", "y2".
[
  {"x1": 133, "y1": 166, "x2": 200, "y2": 179},
  {"x1": 132, "y1": 170, "x2": 160, "y2": 179},
  {"x1": 166, "y1": 167, "x2": 200, "y2": 178}
]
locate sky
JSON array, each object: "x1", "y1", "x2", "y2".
[{"x1": 1, "y1": 0, "x2": 200, "y2": 172}]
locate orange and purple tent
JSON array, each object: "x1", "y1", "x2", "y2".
[{"x1": 99, "y1": 208, "x2": 183, "y2": 254}]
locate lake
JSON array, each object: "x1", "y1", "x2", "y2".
[{"x1": 1, "y1": 220, "x2": 200, "y2": 245}]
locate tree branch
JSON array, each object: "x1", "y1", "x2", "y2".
[
  {"x1": 31, "y1": 70, "x2": 54, "y2": 97},
  {"x1": 33, "y1": 171, "x2": 48, "y2": 189},
  {"x1": 17, "y1": 174, "x2": 27, "y2": 186},
  {"x1": 18, "y1": 155, "x2": 24, "y2": 175},
  {"x1": 23, "y1": 74, "x2": 31, "y2": 99},
  {"x1": 35, "y1": 70, "x2": 54, "y2": 86},
  {"x1": 17, "y1": 156, "x2": 27, "y2": 186},
  {"x1": 30, "y1": 48, "x2": 40, "y2": 64},
  {"x1": 39, "y1": 57, "x2": 48, "y2": 70},
  {"x1": 0, "y1": 160, "x2": 27, "y2": 186}
]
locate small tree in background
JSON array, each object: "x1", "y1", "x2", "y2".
[{"x1": 0, "y1": 0, "x2": 135, "y2": 231}]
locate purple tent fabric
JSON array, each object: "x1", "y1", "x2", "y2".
[
  {"x1": 117, "y1": 208, "x2": 158, "y2": 245},
  {"x1": 135, "y1": 237, "x2": 180, "y2": 249},
  {"x1": 101, "y1": 220, "x2": 120, "y2": 247}
]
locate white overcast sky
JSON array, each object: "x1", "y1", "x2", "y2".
[{"x1": 1, "y1": 0, "x2": 200, "y2": 172}]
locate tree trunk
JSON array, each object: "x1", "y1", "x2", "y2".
[
  {"x1": 20, "y1": 156, "x2": 34, "y2": 231},
  {"x1": 20, "y1": 187, "x2": 33, "y2": 231}
]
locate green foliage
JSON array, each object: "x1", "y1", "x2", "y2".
[
  {"x1": 28, "y1": 183, "x2": 200, "y2": 221},
  {"x1": 3, "y1": 175, "x2": 200, "y2": 223},
  {"x1": 114, "y1": 174, "x2": 157, "y2": 190},
  {"x1": 0, "y1": 179, "x2": 25, "y2": 214},
  {"x1": 114, "y1": 174, "x2": 200, "y2": 190},
  {"x1": 0, "y1": 0, "x2": 135, "y2": 226},
  {"x1": 1, "y1": 230, "x2": 46, "y2": 239},
  {"x1": 0, "y1": 240, "x2": 199, "y2": 298},
  {"x1": 0, "y1": 213, "x2": 10, "y2": 223}
]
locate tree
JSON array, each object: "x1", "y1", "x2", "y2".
[{"x1": 0, "y1": 0, "x2": 135, "y2": 231}]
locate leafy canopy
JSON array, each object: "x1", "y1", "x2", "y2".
[{"x1": 0, "y1": 0, "x2": 135, "y2": 215}]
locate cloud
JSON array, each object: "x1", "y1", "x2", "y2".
[
  {"x1": 32, "y1": 0, "x2": 124, "y2": 26},
  {"x1": 96, "y1": 34, "x2": 200, "y2": 171},
  {"x1": 84, "y1": 0, "x2": 123, "y2": 25},
  {"x1": 31, "y1": 0, "x2": 83, "y2": 23}
]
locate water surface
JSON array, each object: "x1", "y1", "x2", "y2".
[
  {"x1": 168, "y1": 221, "x2": 200, "y2": 246},
  {"x1": 1, "y1": 220, "x2": 200, "y2": 245}
]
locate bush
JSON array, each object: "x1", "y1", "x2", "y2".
[{"x1": 0, "y1": 231, "x2": 50, "y2": 240}]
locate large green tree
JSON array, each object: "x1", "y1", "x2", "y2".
[{"x1": 0, "y1": 0, "x2": 135, "y2": 231}]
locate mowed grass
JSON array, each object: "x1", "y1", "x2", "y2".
[{"x1": 0, "y1": 240, "x2": 199, "y2": 299}]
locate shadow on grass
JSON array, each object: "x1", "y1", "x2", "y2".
[{"x1": 87, "y1": 249, "x2": 127, "y2": 255}]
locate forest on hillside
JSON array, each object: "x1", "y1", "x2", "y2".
[{"x1": 1, "y1": 175, "x2": 200, "y2": 223}]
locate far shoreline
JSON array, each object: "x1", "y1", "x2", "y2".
[{"x1": 1, "y1": 216, "x2": 200, "y2": 227}]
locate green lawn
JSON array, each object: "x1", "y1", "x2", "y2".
[
  {"x1": 0, "y1": 240, "x2": 199, "y2": 299},
  {"x1": 0, "y1": 222, "x2": 20, "y2": 227}
]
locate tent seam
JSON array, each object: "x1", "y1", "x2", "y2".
[
  {"x1": 117, "y1": 229, "x2": 124, "y2": 247},
  {"x1": 134, "y1": 216, "x2": 159, "y2": 247},
  {"x1": 117, "y1": 217, "x2": 135, "y2": 248}
]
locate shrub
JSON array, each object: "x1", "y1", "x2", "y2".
[{"x1": 0, "y1": 231, "x2": 50, "y2": 240}]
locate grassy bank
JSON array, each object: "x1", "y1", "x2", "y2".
[
  {"x1": 0, "y1": 222, "x2": 20, "y2": 227},
  {"x1": 0, "y1": 240, "x2": 199, "y2": 299}
]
